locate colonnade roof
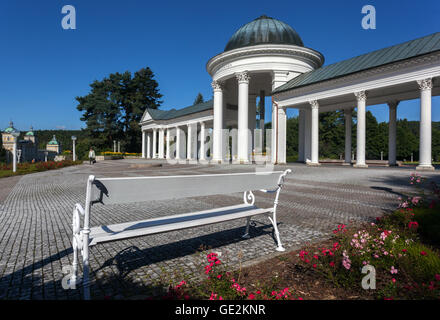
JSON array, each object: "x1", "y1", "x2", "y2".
[
  {"x1": 144, "y1": 100, "x2": 213, "y2": 121},
  {"x1": 273, "y1": 32, "x2": 440, "y2": 94}
]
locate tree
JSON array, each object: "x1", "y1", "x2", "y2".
[
  {"x1": 319, "y1": 111, "x2": 345, "y2": 158},
  {"x1": 76, "y1": 67, "x2": 162, "y2": 152},
  {"x1": 193, "y1": 93, "x2": 204, "y2": 105}
]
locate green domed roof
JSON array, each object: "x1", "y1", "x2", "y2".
[
  {"x1": 224, "y1": 15, "x2": 304, "y2": 52},
  {"x1": 26, "y1": 126, "x2": 34, "y2": 136},
  {"x1": 3, "y1": 121, "x2": 16, "y2": 133},
  {"x1": 48, "y1": 135, "x2": 58, "y2": 145}
]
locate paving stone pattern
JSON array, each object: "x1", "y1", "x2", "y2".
[{"x1": 0, "y1": 160, "x2": 434, "y2": 299}]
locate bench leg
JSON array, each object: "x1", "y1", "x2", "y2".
[
  {"x1": 242, "y1": 217, "x2": 251, "y2": 239},
  {"x1": 69, "y1": 238, "x2": 80, "y2": 287},
  {"x1": 268, "y1": 215, "x2": 285, "y2": 252}
]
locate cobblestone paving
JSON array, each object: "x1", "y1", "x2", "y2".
[{"x1": 0, "y1": 160, "x2": 438, "y2": 300}]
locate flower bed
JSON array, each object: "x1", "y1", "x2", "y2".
[
  {"x1": 101, "y1": 172, "x2": 440, "y2": 300},
  {"x1": 0, "y1": 160, "x2": 82, "y2": 178}
]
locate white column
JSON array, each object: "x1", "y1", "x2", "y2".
[
  {"x1": 72, "y1": 139, "x2": 76, "y2": 161},
  {"x1": 271, "y1": 102, "x2": 278, "y2": 163},
  {"x1": 309, "y1": 100, "x2": 320, "y2": 166},
  {"x1": 166, "y1": 128, "x2": 171, "y2": 159},
  {"x1": 259, "y1": 90, "x2": 265, "y2": 153},
  {"x1": 237, "y1": 71, "x2": 250, "y2": 163},
  {"x1": 298, "y1": 109, "x2": 305, "y2": 162},
  {"x1": 304, "y1": 109, "x2": 311, "y2": 163},
  {"x1": 187, "y1": 123, "x2": 193, "y2": 160},
  {"x1": 12, "y1": 140, "x2": 17, "y2": 173},
  {"x1": 142, "y1": 130, "x2": 146, "y2": 158},
  {"x1": 344, "y1": 109, "x2": 352, "y2": 165},
  {"x1": 146, "y1": 131, "x2": 151, "y2": 159},
  {"x1": 176, "y1": 126, "x2": 181, "y2": 160},
  {"x1": 277, "y1": 107, "x2": 287, "y2": 164},
  {"x1": 200, "y1": 122, "x2": 206, "y2": 161},
  {"x1": 271, "y1": 71, "x2": 289, "y2": 164},
  {"x1": 152, "y1": 128, "x2": 157, "y2": 158},
  {"x1": 388, "y1": 101, "x2": 398, "y2": 166},
  {"x1": 249, "y1": 94, "x2": 257, "y2": 160},
  {"x1": 212, "y1": 80, "x2": 224, "y2": 163},
  {"x1": 158, "y1": 128, "x2": 164, "y2": 158},
  {"x1": 417, "y1": 78, "x2": 434, "y2": 171},
  {"x1": 354, "y1": 91, "x2": 368, "y2": 168}
]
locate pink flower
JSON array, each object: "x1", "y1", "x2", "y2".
[
  {"x1": 248, "y1": 294, "x2": 255, "y2": 300},
  {"x1": 435, "y1": 274, "x2": 440, "y2": 281},
  {"x1": 420, "y1": 251, "x2": 427, "y2": 256},
  {"x1": 390, "y1": 266, "x2": 398, "y2": 274}
]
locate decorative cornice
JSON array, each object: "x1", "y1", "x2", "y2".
[
  {"x1": 211, "y1": 80, "x2": 224, "y2": 91},
  {"x1": 417, "y1": 78, "x2": 433, "y2": 91},
  {"x1": 309, "y1": 100, "x2": 319, "y2": 109},
  {"x1": 354, "y1": 91, "x2": 367, "y2": 102},
  {"x1": 236, "y1": 71, "x2": 250, "y2": 83},
  {"x1": 207, "y1": 44, "x2": 325, "y2": 76},
  {"x1": 274, "y1": 51, "x2": 440, "y2": 100}
]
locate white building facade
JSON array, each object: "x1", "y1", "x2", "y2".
[{"x1": 140, "y1": 16, "x2": 440, "y2": 170}]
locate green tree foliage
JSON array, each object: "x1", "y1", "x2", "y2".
[
  {"x1": 193, "y1": 93, "x2": 204, "y2": 105},
  {"x1": 319, "y1": 111, "x2": 345, "y2": 159},
  {"x1": 396, "y1": 119, "x2": 418, "y2": 160},
  {"x1": 286, "y1": 117, "x2": 298, "y2": 157},
  {"x1": 76, "y1": 67, "x2": 162, "y2": 152},
  {"x1": 0, "y1": 136, "x2": 5, "y2": 162},
  {"x1": 281, "y1": 111, "x2": 440, "y2": 161}
]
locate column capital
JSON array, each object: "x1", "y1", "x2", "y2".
[
  {"x1": 236, "y1": 71, "x2": 250, "y2": 84},
  {"x1": 344, "y1": 108, "x2": 353, "y2": 115},
  {"x1": 309, "y1": 100, "x2": 319, "y2": 109},
  {"x1": 354, "y1": 91, "x2": 367, "y2": 101},
  {"x1": 387, "y1": 100, "x2": 400, "y2": 109},
  {"x1": 417, "y1": 78, "x2": 433, "y2": 91},
  {"x1": 211, "y1": 80, "x2": 224, "y2": 91}
]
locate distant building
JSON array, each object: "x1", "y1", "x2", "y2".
[
  {"x1": 1, "y1": 122, "x2": 39, "y2": 163},
  {"x1": 46, "y1": 135, "x2": 61, "y2": 154}
]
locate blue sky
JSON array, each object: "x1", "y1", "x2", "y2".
[{"x1": 0, "y1": 0, "x2": 439, "y2": 131}]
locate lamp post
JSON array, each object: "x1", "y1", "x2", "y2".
[
  {"x1": 10, "y1": 131, "x2": 20, "y2": 173},
  {"x1": 71, "y1": 136, "x2": 77, "y2": 161},
  {"x1": 44, "y1": 151, "x2": 48, "y2": 162},
  {"x1": 17, "y1": 149, "x2": 22, "y2": 164}
]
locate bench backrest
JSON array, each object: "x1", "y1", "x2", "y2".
[{"x1": 90, "y1": 171, "x2": 284, "y2": 205}]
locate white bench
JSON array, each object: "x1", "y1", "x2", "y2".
[{"x1": 69, "y1": 169, "x2": 291, "y2": 299}]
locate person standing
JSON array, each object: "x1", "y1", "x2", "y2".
[{"x1": 89, "y1": 147, "x2": 96, "y2": 165}]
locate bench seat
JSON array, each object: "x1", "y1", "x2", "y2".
[{"x1": 89, "y1": 203, "x2": 273, "y2": 246}]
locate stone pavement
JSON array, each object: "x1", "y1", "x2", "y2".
[{"x1": 0, "y1": 160, "x2": 438, "y2": 300}]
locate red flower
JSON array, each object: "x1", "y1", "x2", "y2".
[
  {"x1": 420, "y1": 251, "x2": 427, "y2": 256},
  {"x1": 329, "y1": 261, "x2": 335, "y2": 267}
]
